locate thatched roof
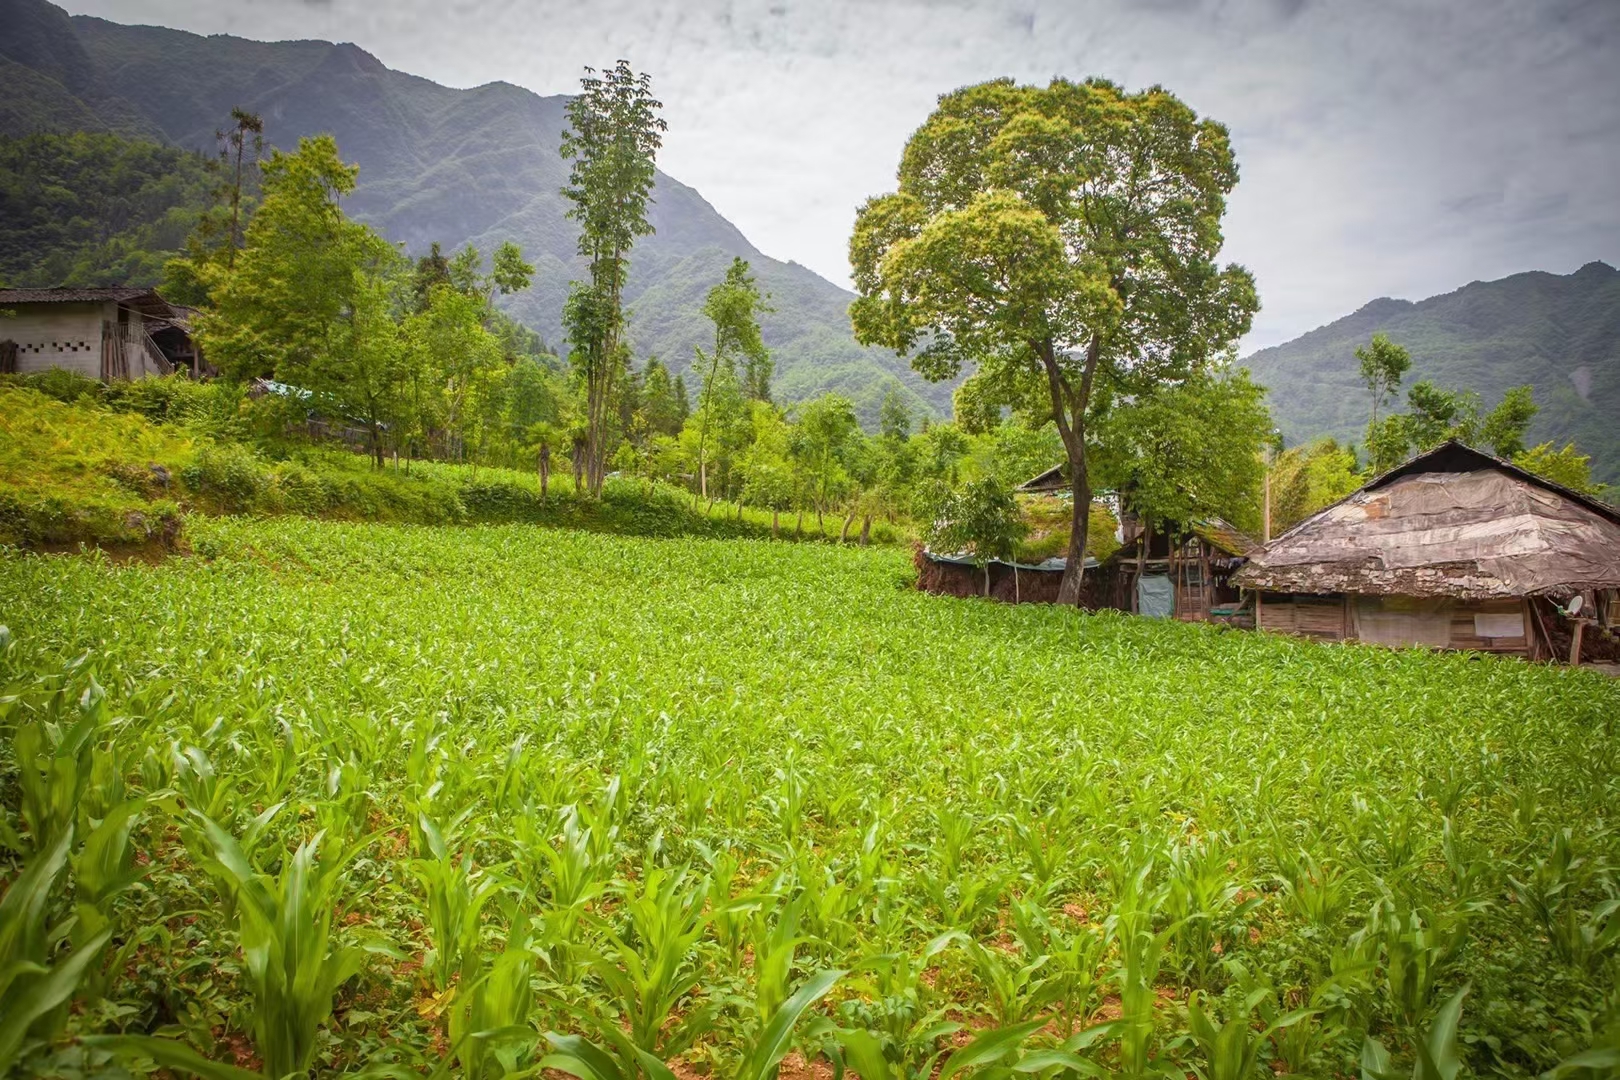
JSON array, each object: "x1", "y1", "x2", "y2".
[
  {"x1": 1191, "y1": 518, "x2": 1259, "y2": 558},
  {"x1": 1234, "y1": 441, "x2": 1620, "y2": 599}
]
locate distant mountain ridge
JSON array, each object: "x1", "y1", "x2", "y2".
[
  {"x1": 0, "y1": 0, "x2": 950, "y2": 423},
  {"x1": 1241, "y1": 261, "x2": 1620, "y2": 485}
]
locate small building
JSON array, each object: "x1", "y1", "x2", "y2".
[
  {"x1": 1113, "y1": 512, "x2": 1258, "y2": 622},
  {"x1": 0, "y1": 287, "x2": 198, "y2": 380},
  {"x1": 1232, "y1": 441, "x2": 1620, "y2": 662},
  {"x1": 1015, "y1": 463, "x2": 1258, "y2": 621}
]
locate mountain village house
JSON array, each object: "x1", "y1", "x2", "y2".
[
  {"x1": 1233, "y1": 441, "x2": 1620, "y2": 664},
  {"x1": 0, "y1": 287, "x2": 200, "y2": 381}
]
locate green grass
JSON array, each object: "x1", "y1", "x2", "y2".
[
  {"x1": 0, "y1": 383, "x2": 886, "y2": 548},
  {"x1": 1, "y1": 519, "x2": 1617, "y2": 1078}
]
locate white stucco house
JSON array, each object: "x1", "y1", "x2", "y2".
[{"x1": 0, "y1": 287, "x2": 200, "y2": 380}]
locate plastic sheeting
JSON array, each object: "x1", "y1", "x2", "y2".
[{"x1": 1137, "y1": 574, "x2": 1174, "y2": 617}]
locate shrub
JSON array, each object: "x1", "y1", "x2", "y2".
[{"x1": 181, "y1": 441, "x2": 265, "y2": 512}]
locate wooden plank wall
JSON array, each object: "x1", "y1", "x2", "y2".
[
  {"x1": 1259, "y1": 592, "x2": 1531, "y2": 655},
  {"x1": 1256, "y1": 594, "x2": 1347, "y2": 640},
  {"x1": 1447, "y1": 598, "x2": 1530, "y2": 655}
]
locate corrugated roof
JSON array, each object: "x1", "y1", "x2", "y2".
[
  {"x1": 0, "y1": 287, "x2": 176, "y2": 317},
  {"x1": 1017, "y1": 464, "x2": 1068, "y2": 493},
  {"x1": 0, "y1": 286, "x2": 148, "y2": 303},
  {"x1": 1234, "y1": 441, "x2": 1620, "y2": 599}
]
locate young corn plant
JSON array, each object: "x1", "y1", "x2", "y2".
[
  {"x1": 520, "y1": 803, "x2": 614, "y2": 984},
  {"x1": 9, "y1": 675, "x2": 103, "y2": 854},
  {"x1": 0, "y1": 831, "x2": 113, "y2": 1073},
  {"x1": 1275, "y1": 848, "x2": 1351, "y2": 934},
  {"x1": 1184, "y1": 986, "x2": 1314, "y2": 1080},
  {"x1": 185, "y1": 816, "x2": 371, "y2": 1078},
  {"x1": 830, "y1": 932, "x2": 962, "y2": 1077},
  {"x1": 1357, "y1": 900, "x2": 1470, "y2": 1037},
  {"x1": 545, "y1": 968, "x2": 843, "y2": 1080},
  {"x1": 1507, "y1": 829, "x2": 1620, "y2": 970},
  {"x1": 411, "y1": 812, "x2": 503, "y2": 992},
  {"x1": 584, "y1": 865, "x2": 711, "y2": 1060},
  {"x1": 959, "y1": 936, "x2": 1064, "y2": 1027},
  {"x1": 1009, "y1": 897, "x2": 1106, "y2": 1034},
  {"x1": 1164, "y1": 837, "x2": 1262, "y2": 989},
  {"x1": 1096, "y1": 873, "x2": 1188, "y2": 1080},
  {"x1": 1360, "y1": 986, "x2": 1468, "y2": 1080},
  {"x1": 820, "y1": 1015, "x2": 1049, "y2": 1080},
  {"x1": 447, "y1": 914, "x2": 543, "y2": 1080}
]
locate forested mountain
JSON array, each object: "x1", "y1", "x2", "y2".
[
  {"x1": 1243, "y1": 262, "x2": 1620, "y2": 485},
  {"x1": 0, "y1": 0, "x2": 948, "y2": 423},
  {"x1": 0, "y1": 132, "x2": 214, "y2": 287}
]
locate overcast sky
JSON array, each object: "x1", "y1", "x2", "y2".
[{"x1": 62, "y1": 0, "x2": 1620, "y2": 349}]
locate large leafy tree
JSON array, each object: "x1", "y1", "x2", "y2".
[
  {"x1": 850, "y1": 77, "x2": 1258, "y2": 605},
  {"x1": 1357, "y1": 332, "x2": 1411, "y2": 437},
  {"x1": 560, "y1": 60, "x2": 666, "y2": 495},
  {"x1": 924, "y1": 477, "x2": 1029, "y2": 597}
]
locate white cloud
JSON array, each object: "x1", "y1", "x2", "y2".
[{"x1": 62, "y1": 0, "x2": 1620, "y2": 348}]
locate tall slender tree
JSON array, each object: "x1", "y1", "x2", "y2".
[
  {"x1": 560, "y1": 60, "x2": 666, "y2": 495},
  {"x1": 692, "y1": 258, "x2": 771, "y2": 501},
  {"x1": 1356, "y1": 332, "x2": 1411, "y2": 438},
  {"x1": 850, "y1": 77, "x2": 1257, "y2": 605},
  {"x1": 222, "y1": 107, "x2": 264, "y2": 267}
]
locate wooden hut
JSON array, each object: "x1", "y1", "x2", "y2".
[
  {"x1": 1016, "y1": 463, "x2": 1258, "y2": 621},
  {"x1": 1114, "y1": 512, "x2": 1258, "y2": 622},
  {"x1": 1232, "y1": 441, "x2": 1620, "y2": 662}
]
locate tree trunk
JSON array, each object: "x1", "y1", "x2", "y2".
[
  {"x1": 840, "y1": 512, "x2": 855, "y2": 542},
  {"x1": 1056, "y1": 467, "x2": 1091, "y2": 606},
  {"x1": 859, "y1": 515, "x2": 871, "y2": 545},
  {"x1": 796, "y1": 509, "x2": 804, "y2": 538},
  {"x1": 539, "y1": 445, "x2": 550, "y2": 501},
  {"x1": 772, "y1": 509, "x2": 779, "y2": 538},
  {"x1": 984, "y1": 563, "x2": 991, "y2": 597},
  {"x1": 1045, "y1": 334, "x2": 1102, "y2": 608}
]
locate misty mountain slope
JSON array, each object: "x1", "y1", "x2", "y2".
[
  {"x1": 1, "y1": 0, "x2": 951, "y2": 423},
  {"x1": 1242, "y1": 261, "x2": 1620, "y2": 484}
]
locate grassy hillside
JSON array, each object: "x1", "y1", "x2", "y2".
[
  {"x1": 2, "y1": 519, "x2": 1616, "y2": 1075},
  {"x1": 0, "y1": 381, "x2": 876, "y2": 548},
  {"x1": 0, "y1": 0, "x2": 953, "y2": 425},
  {"x1": 1243, "y1": 261, "x2": 1620, "y2": 484}
]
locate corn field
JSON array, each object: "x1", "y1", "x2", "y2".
[{"x1": 2, "y1": 517, "x2": 1618, "y2": 1079}]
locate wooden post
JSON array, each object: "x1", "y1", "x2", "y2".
[
  {"x1": 1263, "y1": 470, "x2": 1272, "y2": 542},
  {"x1": 1570, "y1": 619, "x2": 1585, "y2": 667},
  {"x1": 1200, "y1": 546, "x2": 1212, "y2": 620}
]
